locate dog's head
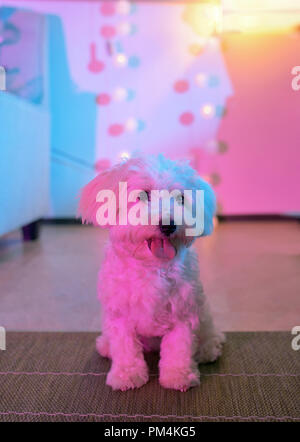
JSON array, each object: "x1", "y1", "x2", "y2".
[{"x1": 78, "y1": 154, "x2": 216, "y2": 261}]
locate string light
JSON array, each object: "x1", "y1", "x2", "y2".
[
  {"x1": 116, "y1": 1, "x2": 131, "y2": 15},
  {"x1": 118, "y1": 22, "x2": 132, "y2": 36},
  {"x1": 125, "y1": 117, "x2": 138, "y2": 132},
  {"x1": 208, "y1": 75, "x2": 219, "y2": 87},
  {"x1": 115, "y1": 53, "x2": 128, "y2": 67},
  {"x1": 113, "y1": 87, "x2": 128, "y2": 101},
  {"x1": 201, "y1": 104, "x2": 215, "y2": 118},
  {"x1": 137, "y1": 120, "x2": 146, "y2": 132},
  {"x1": 195, "y1": 73, "x2": 207, "y2": 87},
  {"x1": 128, "y1": 55, "x2": 140, "y2": 68},
  {"x1": 118, "y1": 22, "x2": 137, "y2": 36},
  {"x1": 120, "y1": 151, "x2": 131, "y2": 161}
]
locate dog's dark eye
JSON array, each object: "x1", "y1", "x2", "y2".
[
  {"x1": 138, "y1": 190, "x2": 150, "y2": 202},
  {"x1": 176, "y1": 194, "x2": 184, "y2": 205}
]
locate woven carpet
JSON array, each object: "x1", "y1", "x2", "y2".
[{"x1": 0, "y1": 332, "x2": 299, "y2": 422}]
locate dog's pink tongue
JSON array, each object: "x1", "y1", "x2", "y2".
[{"x1": 150, "y1": 238, "x2": 176, "y2": 260}]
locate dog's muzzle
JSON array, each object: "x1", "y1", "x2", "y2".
[{"x1": 159, "y1": 218, "x2": 177, "y2": 237}]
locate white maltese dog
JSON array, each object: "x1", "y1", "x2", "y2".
[{"x1": 79, "y1": 154, "x2": 225, "y2": 391}]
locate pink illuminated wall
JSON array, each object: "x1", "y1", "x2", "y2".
[{"x1": 215, "y1": 32, "x2": 300, "y2": 215}]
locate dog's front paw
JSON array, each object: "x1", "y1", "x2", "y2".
[
  {"x1": 196, "y1": 333, "x2": 225, "y2": 364},
  {"x1": 159, "y1": 367, "x2": 200, "y2": 392},
  {"x1": 106, "y1": 361, "x2": 149, "y2": 391}
]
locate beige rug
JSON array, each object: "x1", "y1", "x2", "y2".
[{"x1": 0, "y1": 332, "x2": 299, "y2": 422}]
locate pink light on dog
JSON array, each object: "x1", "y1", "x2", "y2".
[{"x1": 78, "y1": 154, "x2": 224, "y2": 392}]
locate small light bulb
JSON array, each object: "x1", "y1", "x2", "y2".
[
  {"x1": 120, "y1": 151, "x2": 130, "y2": 161},
  {"x1": 115, "y1": 53, "x2": 127, "y2": 67},
  {"x1": 125, "y1": 117, "x2": 138, "y2": 132},
  {"x1": 116, "y1": 1, "x2": 131, "y2": 15},
  {"x1": 201, "y1": 104, "x2": 215, "y2": 118},
  {"x1": 118, "y1": 22, "x2": 131, "y2": 35},
  {"x1": 113, "y1": 87, "x2": 128, "y2": 101},
  {"x1": 195, "y1": 73, "x2": 207, "y2": 87}
]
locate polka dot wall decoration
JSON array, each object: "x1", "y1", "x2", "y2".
[
  {"x1": 174, "y1": 80, "x2": 189, "y2": 93},
  {"x1": 208, "y1": 75, "x2": 219, "y2": 87},
  {"x1": 130, "y1": 3, "x2": 138, "y2": 14},
  {"x1": 115, "y1": 41, "x2": 124, "y2": 53},
  {"x1": 130, "y1": 23, "x2": 138, "y2": 35},
  {"x1": 195, "y1": 73, "x2": 207, "y2": 87},
  {"x1": 113, "y1": 87, "x2": 128, "y2": 102},
  {"x1": 100, "y1": 25, "x2": 116, "y2": 39},
  {"x1": 125, "y1": 118, "x2": 146, "y2": 132},
  {"x1": 137, "y1": 120, "x2": 146, "y2": 132},
  {"x1": 179, "y1": 112, "x2": 194, "y2": 126},
  {"x1": 116, "y1": 1, "x2": 134, "y2": 15},
  {"x1": 125, "y1": 117, "x2": 138, "y2": 132},
  {"x1": 113, "y1": 87, "x2": 136, "y2": 102},
  {"x1": 128, "y1": 55, "x2": 140, "y2": 68},
  {"x1": 96, "y1": 93, "x2": 111, "y2": 106},
  {"x1": 126, "y1": 89, "x2": 136, "y2": 101},
  {"x1": 195, "y1": 73, "x2": 219, "y2": 88},
  {"x1": 118, "y1": 22, "x2": 138, "y2": 36},
  {"x1": 108, "y1": 124, "x2": 124, "y2": 137},
  {"x1": 201, "y1": 104, "x2": 215, "y2": 118},
  {"x1": 100, "y1": 3, "x2": 115, "y2": 16}
]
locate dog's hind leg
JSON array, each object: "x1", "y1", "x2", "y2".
[
  {"x1": 96, "y1": 334, "x2": 111, "y2": 358},
  {"x1": 194, "y1": 300, "x2": 225, "y2": 364}
]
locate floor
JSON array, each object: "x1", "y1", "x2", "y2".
[{"x1": 0, "y1": 220, "x2": 299, "y2": 332}]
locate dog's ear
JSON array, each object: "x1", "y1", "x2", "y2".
[
  {"x1": 193, "y1": 175, "x2": 216, "y2": 237},
  {"x1": 182, "y1": 163, "x2": 216, "y2": 240},
  {"x1": 78, "y1": 157, "x2": 145, "y2": 226},
  {"x1": 78, "y1": 165, "x2": 119, "y2": 226}
]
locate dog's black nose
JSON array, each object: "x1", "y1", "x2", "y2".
[{"x1": 159, "y1": 219, "x2": 177, "y2": 236}]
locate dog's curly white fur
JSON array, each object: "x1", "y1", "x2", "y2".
[{"x1": 79, "y1": 154, "x2": 225, "y2": 391}]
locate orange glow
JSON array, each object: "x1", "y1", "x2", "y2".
[
  {"x1": 183, "y1": 1, "x2": 300, "y2": 36},
  {"x1": 223, "y1": 0, "x2": 300, "y2": 33},
  {"x1": 183, "y1": 1, "x2": 223, "y2": 37}
]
